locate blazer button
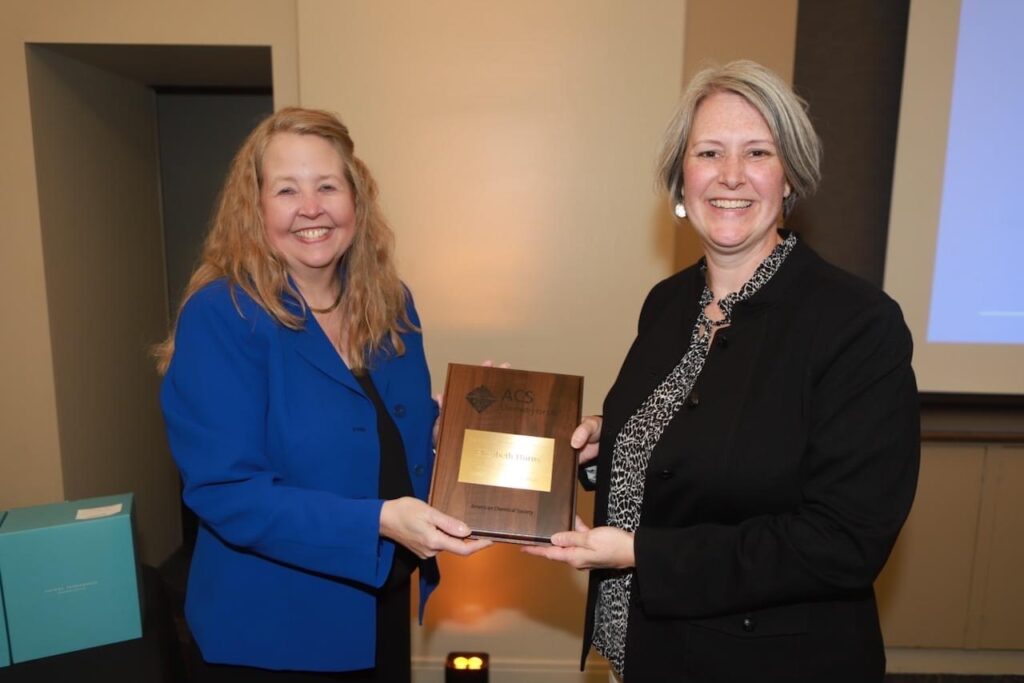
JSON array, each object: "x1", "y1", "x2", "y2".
[
  {"x1": 717, "y1": 333, "x2": 729, "y2": 349},
  {"x1": 742, "y1": 615, "x2": 756, "y2": 632},
  {"x1": 657, "y1": 468, "x2": 673, "y2": 480},
  {"x1": 686, "y1": 392, "x2": 700, "y2": 409},
  {"x1": 413, "y1": 464, "x2": 425, "y2": 477},
  {"x1": 393, "y1": 404, "x2": 407, "y2": 418}
]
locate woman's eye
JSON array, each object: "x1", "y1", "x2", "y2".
[
  {"x1": 320, "y1": 184, "x2": 337, "y2": 192},
  {"x1": 749, "y1": 149, "x2": 772, "y2": 158},
  {"x1": 276, "y1": 187, "x2": 296, "y2": 196},
  {"x1": 696, "y1": 150, "x2": 718, "y2": 159}
]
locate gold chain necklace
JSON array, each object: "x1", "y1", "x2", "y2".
[{"x1": 309, "y1": 289, "x2": 343, "y2": 315}]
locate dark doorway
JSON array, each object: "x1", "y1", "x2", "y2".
[{"x1": 25, "y1": 41, "x2": 273, "y2": 569}]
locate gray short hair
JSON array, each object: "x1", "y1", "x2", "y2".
[{"x1": 657, "y1": 60, "x2": 822, "y2": 217}]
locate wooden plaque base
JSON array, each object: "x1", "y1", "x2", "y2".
[{"x1": 428, "y1": 364, "x2": 583, "y2": 545}]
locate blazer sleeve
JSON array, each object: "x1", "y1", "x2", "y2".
[
  {"x1": 160, "y1": 285, "x2": 394, "y2": 588},
  {"x1": 633, "y1": 297, "x2": 920, "y2": 618}
]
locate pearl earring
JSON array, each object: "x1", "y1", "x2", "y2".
[{"x1": 674, "y1": 201, "x2": 687, "y2": 219}]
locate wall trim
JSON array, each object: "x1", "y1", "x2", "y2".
[{"x1": 886, "y1": 648, "x2": 1024, "y2": 675}]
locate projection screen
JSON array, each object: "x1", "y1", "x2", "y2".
[{"x1": 884, "y1": 0, "x2": 1024, "y2": 395}]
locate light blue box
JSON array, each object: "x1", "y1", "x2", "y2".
[
  {"x1": 0, "y1": 510, "x2": 8, "y2": 667},
  {"x1": 0, "y1": 493, "x2": 141, "y2": 663}
]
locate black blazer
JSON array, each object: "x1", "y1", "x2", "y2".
[{"x1": 582, "y1": 239, "x2": 920, "y2": 682}]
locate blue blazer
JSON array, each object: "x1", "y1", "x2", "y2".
[{"x1": 161, "y1": 280, "x2": 438, "y2": 671}]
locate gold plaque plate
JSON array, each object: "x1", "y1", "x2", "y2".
[{"x1": 457, "y1": 429, "x2": 555, "y2": 492}]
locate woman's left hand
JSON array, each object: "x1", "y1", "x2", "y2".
[{"x1": 521, "y1": 516, "x2": 635, "y2": 570}]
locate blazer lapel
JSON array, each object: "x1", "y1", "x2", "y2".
[
  {"x1": 605, "y1": 270, "x2": 702, "y2": 437},
  {"x1": 288, "y1": 319, "x2": 364, "y2": 395},
  {"x1": 279, "y1": 273, "x2": 364, "y2": 395},
  {"x1": 637, "y1": 297, "x2": 698, "y2": 382}
]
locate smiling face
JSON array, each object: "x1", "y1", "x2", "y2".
[
  {"x1": 260, "y1": 132, "x2": 357, "y2": 287},
  {"x1": 682, "y1": 90, "x2": 791, "y2": 262}
]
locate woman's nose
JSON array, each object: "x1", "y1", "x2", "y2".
[
  {"x1": 298, "y1": 193, "x2": 323, "y2": 217},
  {"x1": 719, "y1": 156, "x2": 745, "y2": 188}
]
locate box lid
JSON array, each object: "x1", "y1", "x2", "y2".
[{"x1": 0, "y1": 493, "x2": 133, "y2": 535}]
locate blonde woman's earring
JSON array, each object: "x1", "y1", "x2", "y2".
[{"x1": 674, "y1": 201, "x2": 687, "y2": 219}]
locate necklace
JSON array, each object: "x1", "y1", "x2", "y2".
[{"x1": 309, "y1": 288, "x2": 343, "y2": 315}]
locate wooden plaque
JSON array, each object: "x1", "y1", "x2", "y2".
[{"x1": 428, "y1": 364, "x2": 583, "y2": 545}]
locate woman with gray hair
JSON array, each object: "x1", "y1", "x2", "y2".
[{"x1": 525, "y1": 60, "x2": 919, "y2": 682}]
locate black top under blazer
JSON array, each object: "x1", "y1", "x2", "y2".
[{"x1": 583, "y1": 238, "x2": 920, "y2": 682}]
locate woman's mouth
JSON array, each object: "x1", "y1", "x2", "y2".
[
  {"x1": 293, "y1": 227, "x2": 331, "y2": 240},
  {"x1": 709, "y1": 199, "x2": 753, "y2": 209}
]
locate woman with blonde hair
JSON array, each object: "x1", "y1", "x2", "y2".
[
  {"x1": 158, "y1": 107, "x2": 489, "y2": 682},
  {"x1": 525, "y1": 61, "x2": 919, "y2": 682}
]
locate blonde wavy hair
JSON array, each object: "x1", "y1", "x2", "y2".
[{"x1": 154, "y1": 107, "x2": 413, "y2": 375}]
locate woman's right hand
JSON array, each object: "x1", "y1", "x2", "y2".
[
  {"x1": 572, "y1": 415, "x2": 602, "y2": 466},
  {"x1": 380, "y1": 497, "x2": 492, "y2": 559}
]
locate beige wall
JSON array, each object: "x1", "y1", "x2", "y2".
[
  {"x1": 0, "y1": 5, "x2": 65, "y2": 515},
  {"x1": 299, "y1": 0, "x2": 685, "y2": 416},
  {"x1": 683, "y1": 0, "x2": 798, "y2": 80},
  {"x1": 877, "y1": 444, "x2": 985, "y2": 648},
  {"x1": 0, "y1": 0, "x2": 299, "y2": 564}
]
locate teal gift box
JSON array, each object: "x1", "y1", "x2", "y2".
[
  {"x1": 0, "y1": 511, "x2": 7, "y2": 667},
  {"x1": 0, "y1": 493, "x2": 142, "y2": 663}
]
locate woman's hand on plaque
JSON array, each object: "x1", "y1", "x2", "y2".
[
  {"x1": 521, "y1": 515, "x2": 634, "y2": 570},
  {"x1": 380, "y1": 497, "x2": 492, "y2": 559},
  {"x1": 572, "y1": 415, "x2": 602, "y2": 466}
]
